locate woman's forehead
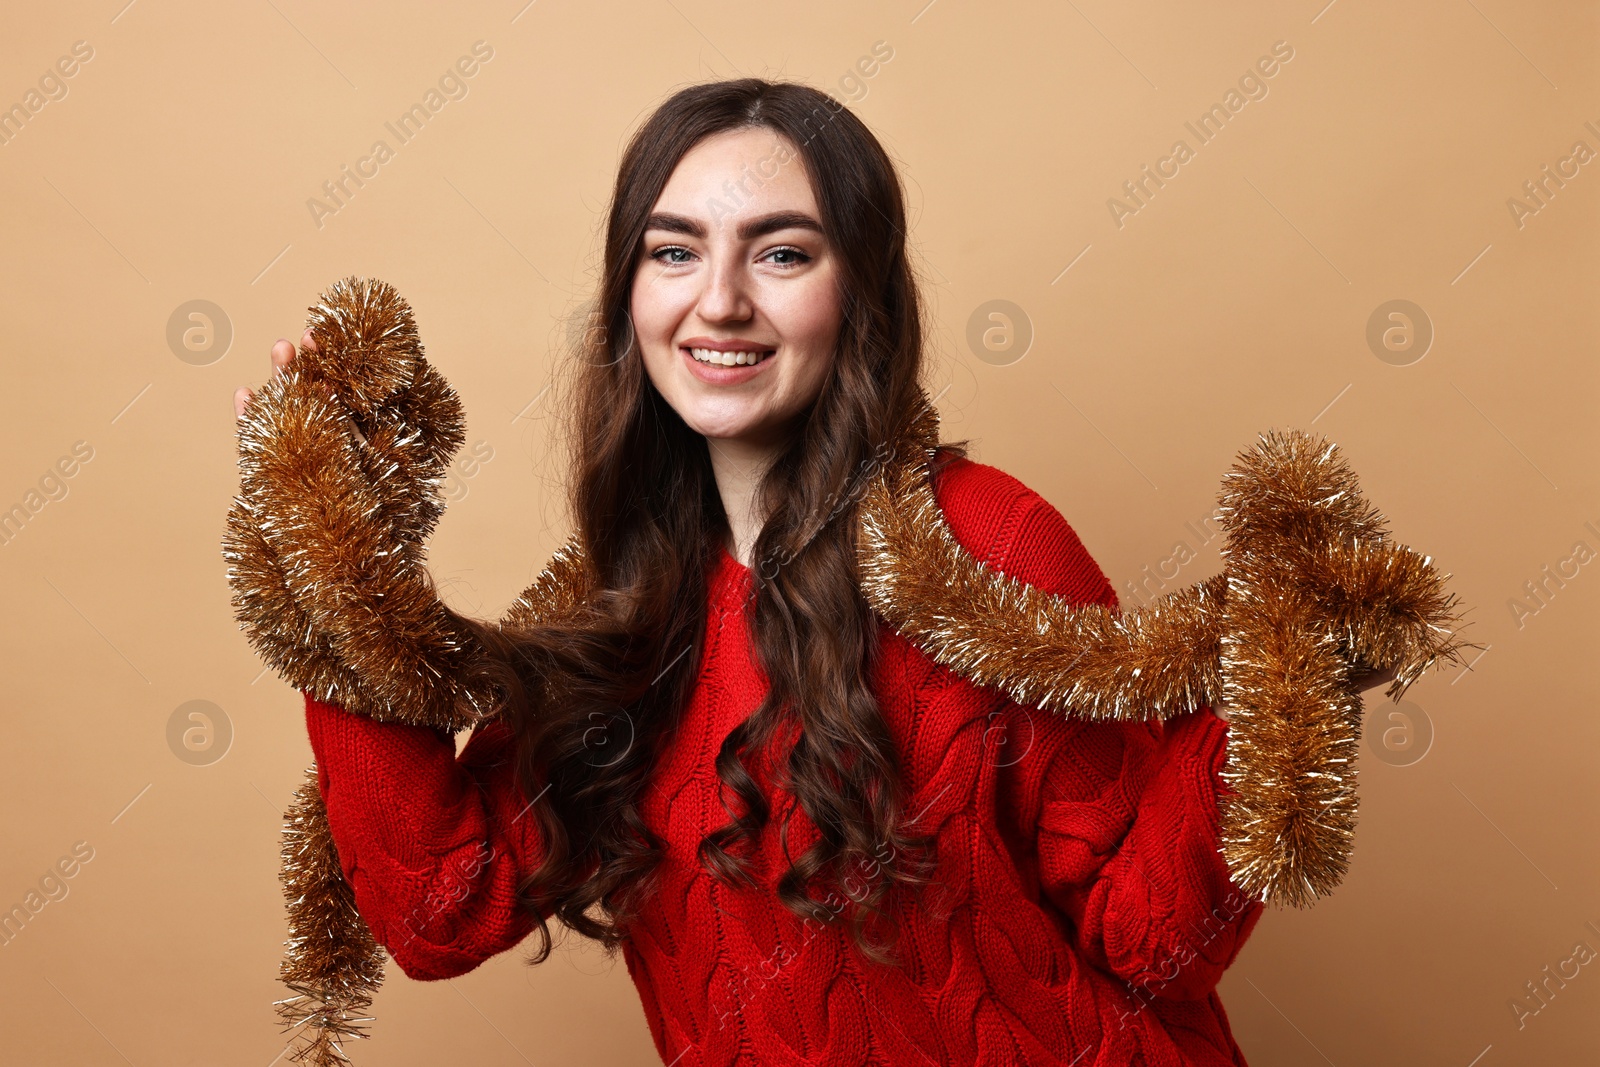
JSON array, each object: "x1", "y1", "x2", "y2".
[{"x1": 651, "y1": 129, "x2": 817, "y2": 225}]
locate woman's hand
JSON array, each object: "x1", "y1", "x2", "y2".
[
  {"x1": 224, "y1": 276, "x2": 492, "y2": 730},
  {"x1": 1210, "y1": 665, "x2": 1399, "y2": 724},
  {"x1": 235, "y1": 330, "x2": 318, "y2": 419}
]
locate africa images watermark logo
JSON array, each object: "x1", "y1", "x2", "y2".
[
  {"x1": 306, "y1": 41, "x2": 495, "y2": 230},
  {"x1": 1106, "y1": 40, "x2": 1296, "y2": 229}
]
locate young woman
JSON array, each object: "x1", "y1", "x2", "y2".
[{"x1": 232, "y1": 78, "x2": 1339, "y2": 1066}]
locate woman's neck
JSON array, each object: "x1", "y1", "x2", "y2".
[{"x1": 705, "y1": 434, "x2": 783, "y2": 569}]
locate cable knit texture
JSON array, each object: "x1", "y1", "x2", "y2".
[{"x1": 304, "y1": 455, "x2": 1263, "y2": 1065}]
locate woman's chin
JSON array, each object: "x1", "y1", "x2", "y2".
[
  {"x1": 681, "y1": 407, "x2": 790, "y2": 450},
  {"x1": 691, "y1": 419, "x2": 769, "y2": 445}
]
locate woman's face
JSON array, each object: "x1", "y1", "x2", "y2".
[{"x1": 630, "y1": 127, "x2": 841, "y2": 450}]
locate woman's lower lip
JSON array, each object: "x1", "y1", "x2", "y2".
[{"x1": 681, "y1": 346, "x2": 775, "y2": 384}]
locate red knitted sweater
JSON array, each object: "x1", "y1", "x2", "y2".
[{"x1": 303, "y1": 454, "x2": 1263, "y2": 1066}]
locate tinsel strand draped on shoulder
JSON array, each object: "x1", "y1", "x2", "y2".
[{"x1": 224, "y1": 276, "x2": 1478, "y2": 1065}]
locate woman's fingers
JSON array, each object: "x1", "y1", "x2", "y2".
[
  {"x1": 1356, "y1": 665, "x2": 1398, "y2": 695},
  {"x1": 273, "y1": 330, "x2": 319, "y2": 372},
  {"x1": 238, "y1": 331, "x2": 324, "y2": 419},
  {"x1": 1211, "y1": 666, "x2": 1396, "y2": 726}
]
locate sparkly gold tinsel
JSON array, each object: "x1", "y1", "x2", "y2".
[
  {"x1": 224, "y1": 277, "x2": 596, "y2": 1064},
  {"x1": 225, "y1": 277, "x2": 1477, "y2": 1062},
  {"x1": 860, "y1": 395, "x2": 1480, "y2": 908},
  {"x1": 272, "y1": 765, "x2": 382, "y2": 1060}
]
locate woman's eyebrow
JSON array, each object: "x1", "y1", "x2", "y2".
[{"x1": 644, "y1": 210, "x2": 824, "y2": 241}]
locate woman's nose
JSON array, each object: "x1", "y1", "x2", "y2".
[{"x1": 696, "y1": 261, "x2": 754, "y2": 322}]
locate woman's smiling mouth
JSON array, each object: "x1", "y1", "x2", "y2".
[
  {"x1": 679, "y1": 337, "x2": 778, "y2": 382},
  {"x1": 685, "y1": 346, "x2": 774, "y2": 366}
]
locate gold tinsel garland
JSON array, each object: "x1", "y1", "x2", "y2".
[
  {"x1": 273, "y1": 766, "x2": 382, "y2": 1056},
  {"x1": 224, "y1": 276, "x2": 1477, "y2": 1064},
  {"x1": 860, "y1": 397, "x2": 1477, "y2": 906},
  {"x1": 224, "y1": 278, "x2": 598, "y2": 1064}
]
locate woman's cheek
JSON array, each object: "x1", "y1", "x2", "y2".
[
  {"x1": 628, "y1": 285, "x2": 666, "y2": 347},
  {"x1": 763, "y1": 302, "x2": 831, "y2": 389},
  {"x1": 629, "y1": 291, "x2": 680, "y2": 378},
  {"x1": 769, "y1": 281, "x2": 841, "y2": 365}
]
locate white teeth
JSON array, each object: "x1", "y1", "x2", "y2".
[{"x1": 688, "y1": 347, "x2": 772, "y2": 366}]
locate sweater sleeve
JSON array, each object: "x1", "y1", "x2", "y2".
[
  {"x1": 1034, "y1": 708, "x2": 1263, "y2": 1001},
  {"x1": 303, "y1": 691, "x2": 548, "y2": 980},
  {"x1": 987, "y1": 492, "x2": 1263, "y2": 1001}
]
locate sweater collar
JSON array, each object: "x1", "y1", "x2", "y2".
[{"x1": 712, "y1": 541, "x2": 753, "y2": 604}]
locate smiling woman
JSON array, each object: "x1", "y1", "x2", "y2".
[
  {"x1": 262, "y1": 78, "x2": 1266, "y2": 1067},
  {"x1": 632, "y1": 129, "x2": 844, "y2": 565}
]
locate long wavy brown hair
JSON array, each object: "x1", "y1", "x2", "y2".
[{"x1": 456, "y1": 77, "x2": 966, "y2": 968}]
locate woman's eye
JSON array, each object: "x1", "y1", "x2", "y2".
[
  {"x1": 646, "y1": 245, "x2": 811, "y2": 268},
  {"x1": 649, "y1": 246, "x2": 694, "y2": 265},
  {"x1": 765, "y1": 246, "x2": 811, "y2": 268}
]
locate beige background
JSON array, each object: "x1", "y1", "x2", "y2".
[{"x1": 1, "y1": 0, "x2": 1595, "y2": 1063}]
